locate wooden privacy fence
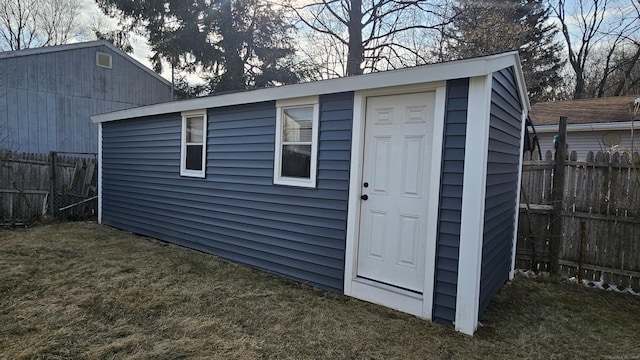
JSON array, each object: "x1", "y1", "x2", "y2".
[
  {"x1": 0, "y1": 150, "x2": 97, "y2": 225},
  {"x1": 517, "y1": 149, "x2": 640, "y2": 291}
]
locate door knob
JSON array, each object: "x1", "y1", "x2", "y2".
[{"x1": 361, "y1": 194, "x2": 368, "y2": 200}]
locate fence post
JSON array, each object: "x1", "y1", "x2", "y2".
[
  {"x1": 50, "y1": 151, "x2": 56, "y2": 217},
  {"x1": 550, "y1": 117, "x2": 567, "y2": 275}
]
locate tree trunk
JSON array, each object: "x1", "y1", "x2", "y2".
[
  {"x1": 573, "y1": 70, "x2": 585, "y2": 99},
  {"x1": 346, "y1": 0, "x2": 363, "y2": 76},
  {"x1": 218, "y1": 0, "x2": 245, "y2": 91}
]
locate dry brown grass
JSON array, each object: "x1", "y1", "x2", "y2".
[{"x1": 1, "y1": 222, "x2": 639, "y2": 359}]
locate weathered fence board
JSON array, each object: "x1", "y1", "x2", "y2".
[
  {"x1": 0, "y1": 150, "x2": 97, "y2": 224},
  {"x1": 518, "y1": 150, "x2": 640, "y2": 291}
]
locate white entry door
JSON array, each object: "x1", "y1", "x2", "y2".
[{"x1": 357, "y1": 92, "x2": 435, "y2": 293}]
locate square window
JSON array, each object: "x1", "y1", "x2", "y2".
[
  {"x1": 181, "y1": 110, "x2": 207, "y2": 177},
  {"x1": 96, "y1": 52, "x2": 112, "y2": 68},
  {"x1": 274, "y1": 97, "x2": 319, "y2": 187}
]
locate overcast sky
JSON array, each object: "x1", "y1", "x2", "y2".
[
  {"x1": 78, "y1": 0, "x2": 167, "y2": 80},
  {"x1": 76, "y1": 0, "x2": 632, "y2": 84}
]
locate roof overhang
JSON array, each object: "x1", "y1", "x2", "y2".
[
  {"x1": 535, "y1": 121, "x2": 638, "y2": 133},
  {"x1": 92, "y1": 51, "x2": 530, "y2": 124}
]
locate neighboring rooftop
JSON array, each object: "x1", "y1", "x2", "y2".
[
  {"x1": 0, "y1": 40, "x2": 170, "y2": 86},
  {"x1": 530, "y1": 96, "x2": 639, "y2": 125}
]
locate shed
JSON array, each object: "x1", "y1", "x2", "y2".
[
  {"x1": 92, "y1": 52, "x2": 530, "y2": 335},
  {"x1": 0, "y1": 40, "x2": 173, "y2": 154}
]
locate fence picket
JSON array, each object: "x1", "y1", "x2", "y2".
[
  {"x1": 1, "y1": 150, "x2": 97, "y2": 224},
  {"x1": 519, "y1": 149, "x2": 640, "y2": 291}
]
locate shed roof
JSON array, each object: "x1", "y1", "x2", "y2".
[
  {"x1": 0, "y1": 40, "x2": 171, "y2": 87},
  {"x1": 530, "y1": 96, "x2": 639, "y2": 126},
  {"x1": 92, "y1": 51, "x2": 529, "y2": 124}
]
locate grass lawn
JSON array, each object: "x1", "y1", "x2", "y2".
[{"x1": 1, "y1": 222, "x2": 639, "y2": 359}]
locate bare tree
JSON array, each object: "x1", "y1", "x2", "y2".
[
  {"x1": 586, "y1": 40, "x2": 640, "y2": 97},
  {"x1": 552, "y1": 0, "x2": 640, "y2": 99},
  {"x1": 0, "y1": 0, "x2": 81, "y2": 51},
  {"x1": 292, "y1": 0, "x2": 456, "y2": 77},
  {"x1": 298, "y1": 24, "x2": 350, "y2": 79},
  {"x1": 87, "y1": 10, "x2": 134, "y2": 53}
]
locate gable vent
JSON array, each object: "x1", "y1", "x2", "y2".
[{"x1": 96, "y1": 52, "x2": 112, "y2": 69}]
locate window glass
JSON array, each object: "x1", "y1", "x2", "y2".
[
  {"x1": 283, "y1": 107, "x2": 313, "y2": 142},
  {"x1": 187, "y1": 117, "x2": 203, "y2": 143},
  {"x1": 186, "y1": 144, "x2": 203, "y2": 171},
  {"x1": 281, "y1": 144, "x2": 311, "y2": 178}
]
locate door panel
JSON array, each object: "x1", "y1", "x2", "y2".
[{"x1": 357, "y1": 92, "x2": 435, "y2": 293}]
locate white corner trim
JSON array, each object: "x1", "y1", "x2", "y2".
[
  {"x1": 344, "y1": 92, "x2": 366, "y2": 296},
  {"x1": 97, "y1": 123, "x2": 103, "y2": 224},
  {"x1": 511, "y1": 110, "x2": 528, "y2": 279},
  {"x1": 455, "y1": 75, "x2": 492, "y2": 335},
  {"x1": 421, "y1": 85, "x2": 447, "y2": 320}
]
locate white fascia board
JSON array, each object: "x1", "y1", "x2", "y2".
[
  {"x1": 0, "y1": 40, "x2": 107, "y2": 59},
  {"x1": 510, "y1": 52, "x2": 531, "y2": 113},
  {"x1": 91, "y1": 52, "x2": 522, "y2": 124},
  {"x1": 455, "y1": 75, "x2": 492, "y2": 336},
  {"x1": 535, "y1": 121, "x2": 636, "y2": 133}
]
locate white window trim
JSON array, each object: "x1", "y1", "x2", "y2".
[
  {"x1": 274, "y1": 96, "x2": 319, "y2": 188},
  {"x1": 180, "y1": 109, "x2": 207, "y2": 178},
  {"x1": 96, "y1": 51, "x2": 112, "y2": 69}
]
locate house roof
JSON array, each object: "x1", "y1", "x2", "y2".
[
  {"x1": 530, "y1": 96, "x2": 639, "y2": 125},
  {"x1": 92, "y1": 51, "x2": 529, "y2": 124},
  {"x1": 0, "y1": 40, "x2": 171, "y2": 87}
]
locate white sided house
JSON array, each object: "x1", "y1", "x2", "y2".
[
  {"x1": 92, "y1": 52, "x2": 530, "y2": 335},
  {"x1": 530, "y1": 96, "x2": 639, "y2": 159}
]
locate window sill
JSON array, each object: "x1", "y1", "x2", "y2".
[{"x1": 274, "y1": 177, "x2": 316, "y2": 188}]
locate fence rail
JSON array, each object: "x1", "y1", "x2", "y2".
[
  {"x1": 0, "y1": 150, "x2": 97, "y2": 225},
  {"x1": 517, "y1": 150, "x2": 640, "y2": 291}
]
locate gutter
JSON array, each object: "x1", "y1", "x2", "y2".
[{"x1": 534, "y1": 121, "x2": 636, "y2": 133}]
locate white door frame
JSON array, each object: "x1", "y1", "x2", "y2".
[{"x1": 344, "y1": 82, "x2": 447, "y2": 320}]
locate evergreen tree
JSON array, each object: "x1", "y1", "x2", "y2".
[
  {"x1": 447, "y1": 0, "x2": 565, "y2": 102},
  {"x1": 97, "y1": 0, "x2": 305, "y2": 93}
]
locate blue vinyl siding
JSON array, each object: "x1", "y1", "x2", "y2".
[
  {"x1": 478, "y1": 68, "x2": 523, "y2": 316},
  {"x1": 101, "y1": 93, "x2": 353, "y2": 292},
  {"x1": 432, "y1": 78, "x2": 469, "y2": 326},
  {"x1": 0, "y1": 42, "x2": 172, "y2": 154}
]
